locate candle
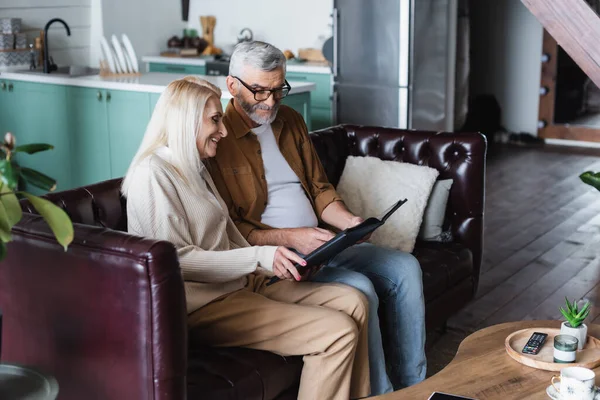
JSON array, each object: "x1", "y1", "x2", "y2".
[{"x1": 554, "y1": 334, "x2": 578, "y2": 363}]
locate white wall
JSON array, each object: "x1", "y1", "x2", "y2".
[
  {"x1": 99, "y1": 0, "x2": 186, "y2": 68},
  {"x1": 0, "y1": 0, "x2": 91, "y2": 66},
  {"x1": 470, "y1": 0, "x2": 543, "y2": 134},
  {"x1": 187, "y1": 0, "x2": 333, "y2": 55}
]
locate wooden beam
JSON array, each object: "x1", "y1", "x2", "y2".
[
  {"x1": 537, "y1": 30, "x2": 558, "y2": 138},
  {"x1": 522, "y1": 0, "x2": 600, "y2": 89}
]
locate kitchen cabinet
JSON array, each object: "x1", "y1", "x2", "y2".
[
  {"x1": 68, "y1": 87, "x2": 151, "y2": 186},
  {"x1": 286, "y1": 71, "x2": 332, "y2": 130},
  {"x1": 17, "y1": 82, "x2": 71, "y2": 193},
  {"x1": 148, "y1": 62, "x2": 206, "y2": 75},
  {"x1": 0, "y1": 80, "x2": 71, "y2": 193},
  {"x1": 107, "y1": 90, "x2": 151, "y2": 178},
  {"x1": 68, "y1": 87, "x2": 112, "y2": 188},
  {"x1": 0, "y1": 74, "x2": 314, "y2": 191},
  {"x1": 0, "y1": 79, "x2": 23, "y2": 141}
]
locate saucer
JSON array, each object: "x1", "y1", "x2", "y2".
[{"x1": 547, "y1": 384, "x2": 600, "y2": 399}]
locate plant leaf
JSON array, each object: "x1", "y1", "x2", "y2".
[
  {"x1": 565, "y1": 297, "x2": 575, "y2": 315},
  {"x1": 0, "y1": 198, "x2": 12, "y2": 243},
  {"x1": 0, "y1": 241, "x2": 5, "y2": 261},
  {"x1": 20, "y1": 168, "x2": 57, "y2": 192},
  {"x1": 12, "y1": 143, "x2": 54, "y2": 155},
  {"x1": 576, "y1": 302, "x2": 591, "y2": 318},
  {"x1": 580, "y1": 171, "x2": 600, "y2": 192},
  {"x1": 0, "y1": 159, "x2": 19, "y2": 191},
  {"x1": 572, "y1": 299, "x2": 579, "y2": 314},
  {"x1": 0, "y1": 183, "x2": 21, "y2": 227},
  {"x1": 20, "y1": 193, "x2": 73, "y2": 250}
]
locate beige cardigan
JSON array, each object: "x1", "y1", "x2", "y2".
[{"x1": 126, "y1": 148, "x2": 278, "y2": 314}]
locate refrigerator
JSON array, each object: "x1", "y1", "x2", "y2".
[{"x1": 332, "y1": 0, "x2": 460, "y2": 131}]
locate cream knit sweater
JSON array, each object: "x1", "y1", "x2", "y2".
[{"x1": 126, "y1": 148, "x2": 278, "y2": 314}]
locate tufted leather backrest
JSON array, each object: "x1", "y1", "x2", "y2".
[
  {"x1": 20, "y1": 178, "x2": 127, "y2": 231},
  {"x1": 310, "y1": 125, "x2": 487, "y2": 289}
]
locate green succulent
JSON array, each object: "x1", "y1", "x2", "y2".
[
  {"x1": 580, "y1": 171, "x2": 600, "y2": 192},
  {"x1": 560, "y1": 297, "x2": 591, "y2": 328}
]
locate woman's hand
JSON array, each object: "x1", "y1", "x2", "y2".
[{"x1": 273, "y1": 247, "x2": 307, "y2": 281}]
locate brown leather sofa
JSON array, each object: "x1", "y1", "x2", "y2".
[{"x1": 0, "y1": 125, "x2": 485, "y2": 400}]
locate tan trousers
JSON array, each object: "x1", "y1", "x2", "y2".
[{"x1": 188, "y1": 274, "x2": 371, "y2": 400}]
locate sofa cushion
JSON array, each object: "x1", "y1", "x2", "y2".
[
  {"x1": 187, "y1": 345, "x2": 302, "y2": 400},
  {"x1": 413, "y1": 241, "x2": 473, "y2": 302},
  {"x1": 419, "y1": 179, "x2": 454, "y2": 241},
  {"x1": 336, "y1": 155, "x2": 439, "y2": 252}
]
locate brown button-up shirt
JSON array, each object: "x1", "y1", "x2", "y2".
[{"x1": 208, "y1": 100, "x2": 342, "y2": 239}]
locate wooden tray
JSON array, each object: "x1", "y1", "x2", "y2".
[{"x1": 505, "y1": 327, "x2": 600, "y2": 371}]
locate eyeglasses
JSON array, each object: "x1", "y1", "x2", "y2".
[{"x1": 232, "y1": 76, "x2": 291, "y2": 101}]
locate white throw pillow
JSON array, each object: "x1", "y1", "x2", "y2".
[
  {"x1": 418, "y1": 179, "x2": 453, "y2": 241},
  {"x1": 336, "y1": 156, "x2": 439, "y2": 253}
]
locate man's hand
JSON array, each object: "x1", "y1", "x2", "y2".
[
  {"x1": 346, "y1": 216, "x2": 371, "y2": 242},
  {"x1": 286, "y1": 227, "x2": 336, "y2": 255},
  {"x1": 272, "y1": 247, "x2": 307, "y2": 281}
]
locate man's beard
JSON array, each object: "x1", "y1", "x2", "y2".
[{"x1": 235, "y1": 95, "x2": 280, "y2": 125}]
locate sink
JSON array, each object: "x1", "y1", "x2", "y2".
[{"x1": 16, "y1": 65, "x2": 100, "y2": 78}]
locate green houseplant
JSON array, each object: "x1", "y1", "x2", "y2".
[
  {"x1": 0, "y1": 132, "x2": 73, "y2": 260},
  {"x1": 560, "y1": 297, "x2": 591, "y2": 350},
  {"x1": 580, "y1": 171, "x2": 600, "y2": 192}
]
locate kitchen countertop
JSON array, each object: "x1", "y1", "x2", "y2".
[
  {"x1": 142, "y1": 56, "x2": 332, "y2": 74},
  {"x1": 0, "y1": 71, "x2": 316, "y2": 97}
]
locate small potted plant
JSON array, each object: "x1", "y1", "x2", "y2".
[{"x1": 560, "y1": 297, "x2": 591, "y2": 350}]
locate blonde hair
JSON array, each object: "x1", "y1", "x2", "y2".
[{"x1": 121, "y1": 76, "x2": 221, "y2": 196}]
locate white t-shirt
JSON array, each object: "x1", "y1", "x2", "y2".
[{"x1": 252, "y1": 123, "x2": 318, "y2": 229}]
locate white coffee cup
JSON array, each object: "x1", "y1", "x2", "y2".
[{"x1": 551, "y1": 366, "x2": 596, "y2": 400}]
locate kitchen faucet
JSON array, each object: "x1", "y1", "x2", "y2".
[{"x1": 43, "y1": 18, "x2": 71, "y2": 73}]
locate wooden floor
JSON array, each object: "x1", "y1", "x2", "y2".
[
  {"x1": 426, "y1": 143, "x2": 600, "y2": 376},
  {"x1": 450, "y1": 143, "x2": 600, "y2": 331}
]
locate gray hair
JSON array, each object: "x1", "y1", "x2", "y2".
[{"x1": 229, "y1": 41, "x2": 286, "y2": 77}]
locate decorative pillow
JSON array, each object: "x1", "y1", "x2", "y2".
[
  {"x1": 336, "y1": 156, "x2": 439, "y2": 253},
  {"x1": 418, "y1": 179, "x2": 453, "y2": 241}
]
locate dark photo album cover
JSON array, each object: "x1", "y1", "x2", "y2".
[{"x1": 266, "y1": 198, "x2": 408, "y2": 286}]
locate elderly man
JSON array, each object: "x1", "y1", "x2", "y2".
[{"x1": 208, "y1": 41, "x2": 426, "y2": 393}]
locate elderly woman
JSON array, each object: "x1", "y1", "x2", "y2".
[{"x1": 121, "y1": 76, "x2": 371, "y2": 400}]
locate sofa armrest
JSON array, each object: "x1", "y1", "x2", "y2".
[{"x1": 0, "y1": 213, "x2": 187, "y2": 400}]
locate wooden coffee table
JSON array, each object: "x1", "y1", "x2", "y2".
[{"x1": 377, "y1": 320, "x2": 600, "y2": 400}]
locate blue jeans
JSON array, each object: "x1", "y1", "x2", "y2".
[{"x1": 312, "y1": 243, "x2": 427, "y2": 392}]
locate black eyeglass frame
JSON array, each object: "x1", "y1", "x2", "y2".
[{"x1": 232, "y1": 76, "x2": 291, "y2": 101}]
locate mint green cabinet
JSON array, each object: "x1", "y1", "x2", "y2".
[
  {"x1": 3, "y1": 78, "x2": 316, "y2": 191},
  {"x1": 286, "y1": 72, "x2": 332, "y2": 108},
  {"x1": 68, "y1": 87, "x2": 111, "y2": 188},
  {"x1": 310, "y1": 108, "x2": 332, "y2": 131},
  {"x1": 17, "y1": 82, "x2": 71, "y2": 193},
  {"x1": 0, "y1": 81, "x2": 72, "y2": 193},
  {"x1": 283, "y1": 92, "x2": 312, "y2": 131},
  {"x1": 68, "y1": 87, "x2": 152, "y2": 186},
  {"x1": 107, "y1": 90, "x2": 151, "y2": 178},
  {"x1": 148, "y1": 62, "x2": 206, "y2": 75},
  {"x1": 286, "y1": 71, "x2": 332, "y2": 130},
  {"x1": 0, "y1": 79, "x2": 23, "y2": 140}
]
